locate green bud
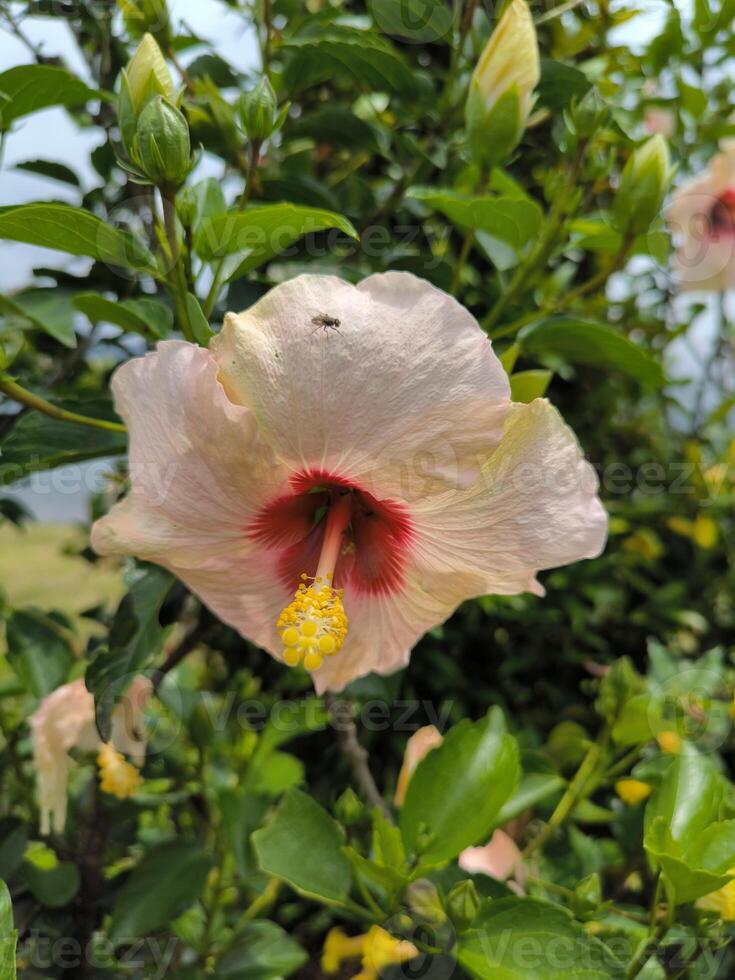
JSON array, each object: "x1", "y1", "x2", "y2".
[
  {"x1": 571, "y1": 873, "x2": 602, "y2": 917},
  {"x1": 446, "y1": 880, "x2": 480, "y2": 932},
  {"x1": 118, "y1": 0, "x2": 172, "y2": 46},
  {"x1": 175, "y1": 184, "x2": 198, "y2": 226},
  {"x1": 613, "y1": 134, "x2": 671, "y2": 236},
  {"x1": 334, "y1": 787, "x2": 364, "y2": 826},
  {"x1": 566, "y1": 88, "x2": 610, "y2": 140},
  {"x1": 405, "y1": 879, "x2": 446, "y2": 926},
  {"x1": 118, "y1": 33, "x2": 176, "y2": 155},
  {"x1": 465, "y1": 0, "x2": 539, "y2": 167},
  {"x1": 238, "y1": 78, "x2": 289, "y2": 142},
  {"x1": 133, "y1": 95, "x2": 192, "y2": 186},
  {"x1": 594, "y1": 656, "x2": 645, "y2": 724}
]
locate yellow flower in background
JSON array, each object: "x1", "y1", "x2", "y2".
[
  {"x1": 356, "y1": 926, "x2": 419, "y2": 980},
  {"x1": 657, "y1": 730, "x2": 682, "y2": 754},
  {"x1": 697, "y1": 871, "x2": 735, "y2": 920},
  {"x1": 97, "y1": 743, "x2": 144, "y2": 798},
  {"x1": 615, "y1": 779, "x2": 652, "y2": 805},
  {"x1": 321, "y1": 925, "x2": 418, "y2": 979},
  {"x1": 622, "y1": 528, "x2": 663, "y2": 560},
  {"x1": 668, "y1": 514, "x2": 718, "y2": 549},
  {"x1": 322, "y1": 928, "x2": 366, "y2": 974},
  {"x1": 465, "y1": 0, "x2": 540, "y2": 166}
]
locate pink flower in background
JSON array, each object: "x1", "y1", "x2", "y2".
[
  {"x1": 30, "y1": 676, "x2": 151, "y2": 834},
  {"x1": 92, "y1": 273, "x2": 607, "y2": 692},
  {"x1": 394, "y1": 725, "x2": 444, "y2": 806},
  {"x1": 644, "y1": 108, "x2": 675, "y2": 138},
  {"x1": 459, "y1": 829, "x2": 526, "y2": 894},
  {"x1": 668, "y1": 141, "x2": 735, "y2": 291}
]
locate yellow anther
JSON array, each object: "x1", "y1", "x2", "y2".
[
  {"x1": 277, "y1": 576, "x2": 348, "y2": 672},
  {"x1": 319, "y1": 634, "x2": 336, "y2": 655},
  {"x1": 97, "y1": 743, "x2": 142, "y2": 799},
  {"x1": 304, "y1": 651, "x2": 323, "y2": 671},
  {"x1": 282, "y1": 626, "x2": 300, "y2": 647}
]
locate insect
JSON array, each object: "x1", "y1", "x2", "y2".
[{"x1": 310, "y1": 313, "x2": 342, "y2": 335}]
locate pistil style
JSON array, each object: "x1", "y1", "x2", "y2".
[{"x1": 277, "y1": 491, "x2": 352, "y2": 671}]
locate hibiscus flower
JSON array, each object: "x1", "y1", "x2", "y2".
[
  {"x1": 30, "y1": 676, "x2": 151, "y2": 834},
  {"x1": 668, "y1": 141, "x2": 735, "y2": 291},
  {"x1": 92, "y1": 272, "x2": 606, "y2": 692}
]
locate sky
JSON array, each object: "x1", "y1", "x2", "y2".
[{"x1": 0, "y1": 0, "x2": 717, "y2": 521}]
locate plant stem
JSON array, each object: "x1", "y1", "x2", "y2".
[
  {"x1": 159, "y1": 185, "x2": 196, "y2": 343},
  {"x1": 325, "y1": 694, "x2": 392, "y2": 822},
  {"x1": 450, "y1": 165, "x2": 489, "y2": 295},
  {"x1": 0, "y1": 377, "x2": 126, "y2": 433},
  {"x1": 203, "y1": 141, "x2": 260, "y2": 319},
  {"x1": 523, "y1": 728, "x2": 608, "y2": 858},
  {"x1": 488, "y1": 233, "x2": 635, "y2": 341}
]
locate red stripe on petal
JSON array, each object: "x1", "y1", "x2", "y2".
[{"x1": 248, "y1": 470, "x2": 413, "y2": 597}]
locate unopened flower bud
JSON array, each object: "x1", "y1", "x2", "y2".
[
  {"x1": 613, "y1": 134, "x2": 671, "y2": 236},
  {"x1": 334, "y1": 787, "x2": 363, "y2": 825},
  {"x1": 465, "y1": 0, "x2": 539, "y2": 167},
  {"x1": 118, "y1": 0, "x2": 172, "y2": 46},
  {"x1": 118, "y1": 33, "x2": 176, "y2": 154},
  {"x1": 133, "y1": 95, "x2": 192, "y2": 186},
  {"x1": 446, "y1": 879, "x2": 481, "y2": 932},
  {"x1": 238, "y1": 78, "x2": 289, "y2": 142},
  {"x1": 405, "y1": 879, "x2": 446, "y2": 926},
  {"x1": 567, "y1": 88, "x2": 610, "y2": 140}
]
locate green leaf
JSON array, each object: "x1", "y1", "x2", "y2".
[
  {"x1": 5, "y1": 609, "x2": 73, "y2": 698},
  {"x1": 0, "y1": 292, "x2": 76, "y2": 348},
  {"x1": 252, "y1": 788, "x2": 352, "y2": 904},
  {"x1": 73, "y1": 293, "x2": 173, "y2": 339},
  {"x1": 644, "y1": 817, "x2": 735, "y2": 905},
  {"x1": 408, "y1": 188, "x2": 543, "y2": 253},
  {"x1": 14, "y1": 159, "x2": 81, "y2": 186},
  {"x1": 0, "y1": 65, "x2": 102, "y2": 130},
  {"x1": 368, "y1": 0, "x2": 454, "y2": 42},
  {"x1": 644, "y1": 742, "x2": 727, "y2": 844},
  {"x1": 0, "y1": 395, "x2": 127, "y2": 484},
  {"x1": 289, "y1": 106, "x2": 382, "y2": 153},
  {"x1": 214, "y1": 920, "x2": 307, "y2": 978},
  {"x1": 86, "y1": 565, "x2": 173, "y2": 740},
  {"x1": 0, "y1": 880, "x2": 16, "y2": 980},
  {"x1": 219, "y1": 789, "x2": 271, "y2": 881},
  {"x1": 494, "y1": 772, "x2": 565, "y2": 826},
  {"x1": 457, "y1": 897, "x2": 625, "y2": 979},
  {"x1": 509, "y1": 369, "x2": 552, "y2": 403},
  {"x1": 194, "y1": 203, "x2": 358, "y2": 278},
  {"x1": 185, "y1": 292, "x2": 214, "y2": 345},
  {"x1": 22, "y1": 859, "x2": 80, "y2": 908},
  {"x1": 400, "y1": 712, "x2": 520, "y2": 863},
  {"x1": 108, "y1": 841, "x2": 212, "y2": 945},
  {"x1": 283, "y1": 28, "x2": 417, "y2": 96},
  {"x1": 0, "y1": 820, "x2": 28, "y2": 880},
  {"x1": 0, "y1": 205, "x2": 156, "y2": 272},
  {"x1": 536, "y1": 58, "x2": 592, "y2": 110},
  {"x1": 519, "y1": 318, "x2": 665, "y2": 386}
]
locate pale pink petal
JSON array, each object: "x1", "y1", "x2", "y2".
[
  {"x1": 668, "y1": 142, "x2": 735, "y2": 292},
  {"x1": 92, "y1": 341, "x2": 287, "y2": 570},
  {"x1": 211, "y1": 272, "x2": 511, "y2": 498},
  {"x1": 410, "y1": 399, "x2": 607, "y2": 596},
  {"x1": 459, "y1": 830, "x2": 524, "y2": 882},
  {"x1": 30, "y1": 679, "x2": 98, "y2": 834},
  {"x1": 674, "y1": 236, "x2": 735, "y2": 292},
  {"x1": 395, "y1": 725, "x2": 443, "y2": 806}
]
